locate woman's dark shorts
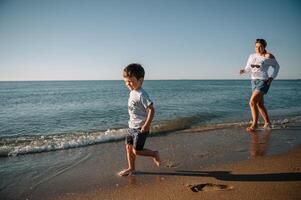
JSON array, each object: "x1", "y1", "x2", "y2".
[
  {"x1": 251, "y1": 79, "x2": 270, "y2": 95},
  {"x1": 125, "y1": 128, "x2": 149, "y2": 150}
]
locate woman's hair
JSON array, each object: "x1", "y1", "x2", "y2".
[
  {"x1": 123, "y1": 63, "x2": 145, "y2": 79},
  {"x1": 255, "y1": 39, "x2": 267, "y2": 48}
]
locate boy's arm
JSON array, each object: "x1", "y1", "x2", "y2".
[{"x1": 141, "y1": 103, "x2": 155, "y2": 133}]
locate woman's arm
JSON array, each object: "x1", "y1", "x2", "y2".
[
  {"x1": 266, "y1": 53, "x2": 280, "y2": 80},
  {"x1": 240, "y1": 54, "x2": 253, "y2": 75}
]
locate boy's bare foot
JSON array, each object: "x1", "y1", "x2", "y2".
[
  {"x1": 153, "y1": 151, "x2": 161, "y2": 167},
  {"x1": 118, "y1": 168, "x2": 135, "y2": 177}
]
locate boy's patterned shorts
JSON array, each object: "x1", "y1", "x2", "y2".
[{"x1": 125, "y1": 128, "x2": 149, "y2": 150}]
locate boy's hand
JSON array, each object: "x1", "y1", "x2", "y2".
[{"x1": 239, "y1": 69, "x2": 245, "y2": 75}]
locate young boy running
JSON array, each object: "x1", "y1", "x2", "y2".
[{"x1": 118, "y1": 63, "x2": 160, "y2": 176}]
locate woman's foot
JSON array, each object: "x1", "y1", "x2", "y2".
[
  {"x1": 153, "y1": 151, "x2": 161, "y2": 167},
  {"x1": 263, "y1": 123, "x2": 271, "y2": 129},
  {"x1": 246, "y1": 125, "x2": 257, "y2": 132},
  {"x1": 118, "y1": 168, "x2": 135, "y2": 177}
]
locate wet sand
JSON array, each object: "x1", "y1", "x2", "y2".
[
  {"x1": 57, "y1": 145, "x2": 301, "y2": 200},
  {"x1": 1, "y1": 122, "x2": 301, "y2": 200}
]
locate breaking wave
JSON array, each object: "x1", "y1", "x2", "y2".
[{"x1": 1, "y1": 116, "x2": 300, "y2": 157}]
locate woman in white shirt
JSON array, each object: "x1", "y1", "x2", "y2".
[{"x1": 240, "y1": 39, "x2": 280, "y2": 131}]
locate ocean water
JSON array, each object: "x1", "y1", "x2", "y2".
[{"x1": 0, "y1": 80, "x2": 301, "y2": 156}]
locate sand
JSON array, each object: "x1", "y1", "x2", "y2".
[
  {"x1": 54, "y1": 123, "x2": 301, "y2": 200},
  {"x1": 57, "y1": 145, "x2": 301, "y2": 200}
]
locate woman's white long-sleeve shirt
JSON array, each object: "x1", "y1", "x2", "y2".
[{"x1": 244, "y1": 53, "x2": 280, "y2": 80}]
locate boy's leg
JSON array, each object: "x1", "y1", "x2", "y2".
[
  {"x1": 133, "y1": 131, "x2": 160, "y2": 167},
  {"x1": 126, "y1": 144, "x2": 136, "y2": 170},
  {"x1": 118, "y1": 144, "x2": 136, "y2": 176},
  {"x1": 118, "y1": 131, "x2": 136, "y2": 176},
  {"x1": 133, "y1": 149, "x2": 160, "y2": 167}
]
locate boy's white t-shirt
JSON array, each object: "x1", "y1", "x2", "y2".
[{"x1": 128, "y1": 88, "x2": 153, "y2": 129}]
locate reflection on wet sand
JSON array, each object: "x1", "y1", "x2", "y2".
[
  {"x1": 249, "y1": 129, "x2": 270, "y2": 158},
  {"x1": 127, "y1": 175, "x2": 137, "y2": 185},
  {"x1": 127, "y1": 174, "x2": 163, "y2": 186}
]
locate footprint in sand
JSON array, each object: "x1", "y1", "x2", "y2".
[
  {"x1": 164, "y1": 160, "x2": 181, "y2": 168},
  {"x1": 187, "y1": 183, "x2": 233, "y2": 192}
]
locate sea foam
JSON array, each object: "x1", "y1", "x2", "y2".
[{"x1": 0, "y1": 116, "x2": 300, "y2": 157}]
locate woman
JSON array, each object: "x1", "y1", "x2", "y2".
[{"x1": 240, "y1": 39, "x2": 280, "y2": 131}]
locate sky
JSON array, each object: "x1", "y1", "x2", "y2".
[{"x1": 0, "y1": 0, "x2": 300, "y2": 81}]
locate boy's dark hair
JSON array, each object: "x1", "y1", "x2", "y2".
[
  {"x1": 255, "y1": 39, "x2": 267, "y2": 48},
  {"x1": 123, "y1": 63, "x2": 145, "y2": 80}
]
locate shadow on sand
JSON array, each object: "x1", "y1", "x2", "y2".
[{"x1": 134, "y1": 170, "x2": 301, "y2": 182}]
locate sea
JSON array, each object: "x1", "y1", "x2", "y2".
[{"x1": 0, "y1": 80, "x2": 301, "y2": 157}]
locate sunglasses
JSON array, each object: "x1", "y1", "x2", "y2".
[{"x1": 251, "y1": 64, "x2": 260, "y2": 68}]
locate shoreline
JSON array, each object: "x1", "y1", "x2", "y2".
[
  {"x1": 1, "y1": 122, "x2": 301, "y2": 200},
  {"x1": 1, "y1": 115, "x2": 300, "y2": 158}
]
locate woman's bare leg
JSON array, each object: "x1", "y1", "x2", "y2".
[
  {"x1": 247, "y1": 91, "x2": 261, "y2": 131},
  {"x1": 256, "y1": 95, "x2": 271, "y2": 128}
]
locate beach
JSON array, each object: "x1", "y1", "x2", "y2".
[
  {"x1": 58, "y1": 144, "x2": 301, "y2": 200},
  {"x1": 1, "y1": 120, "x2": 300, "y2": 200}
]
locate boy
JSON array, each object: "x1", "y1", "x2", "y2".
[{"x1": 118, "y1": 63, "x2": 160, "y2": 176}]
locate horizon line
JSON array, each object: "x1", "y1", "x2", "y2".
[{"x1": 0, "y1": 78, "x2": 300, "y2": 82}]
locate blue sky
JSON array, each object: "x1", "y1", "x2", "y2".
[{"x1": 0, "y1": 0, "x2": 300, "y2": 80}]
